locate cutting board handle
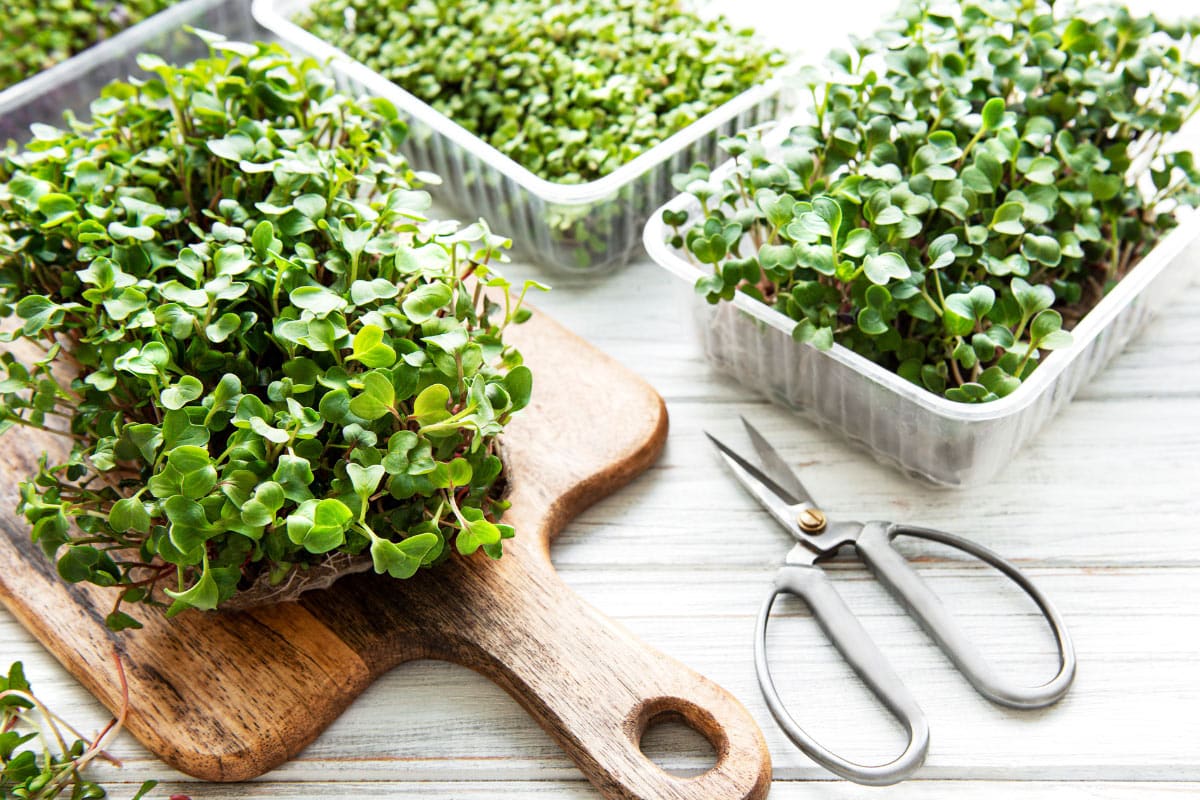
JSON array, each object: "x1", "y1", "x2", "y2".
[{"x1": 430, "y1": 553, "x2": 772, "y2": 800}]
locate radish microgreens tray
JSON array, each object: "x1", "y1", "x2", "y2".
[
  {"x1": 296, "y1": 0, "x2": 785, "y2": 184},
  {"x1": 666, "y1": 0, "x2": 1200, "y2": 402},
  {"x1": 2, "y1": 0, "x2": 175, "y2": 92},
  {"x1": 0, "y1": 33, "x2": 545, "y2": 629}
]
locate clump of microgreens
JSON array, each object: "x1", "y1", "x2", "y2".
[
  {"x1": 297, "y1": 0, "x2": 785, "y2": 184},
  {"x1": 1, "y1": 659, "x2": 161, "y2": 799},
  {"x1": 666, "y1": 0, "x2": 1200, "y2": 402},
  {"x1": 0, "y1": 33, "x2": 545, "y2": 629},
  {"x1": 1, "y1": 0, "x2": 174, "y2": 91}
]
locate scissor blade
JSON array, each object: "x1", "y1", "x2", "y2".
[
  {"x1": 739, "y1": 416, "x2": 818, "y2": 508},
  {"x1": 706, "y1": 429, "x2": 805, "y2": 515}
]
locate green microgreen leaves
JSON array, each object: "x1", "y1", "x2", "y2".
[
  {"x1": 0, "y1": 0, "x2": 172, "y2": 91},
  {"x1": 349, "y1": 371, "x2": 397, "y2": 421},
  {"x1": 0, "y1": 36, "x2": 543, "y2": 628},
  {"x1": 297, "y1": 0, "x2": 783, "y2": 184},
  {"x1": 1, "y1": 660, "x2": 158, "y2": 799},
  {"x1": 673, "y1": 0, "x2": 1200, "y2": 402}
]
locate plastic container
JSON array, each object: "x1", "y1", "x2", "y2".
[
  {"x1": 251, "y1": 0, "x2": 791, "y2": 272},
  {"x1": 0, "y1": 0, "x2": 255, "y2": 141},
  {"x1": 644, "y1": 128, "x2": 1200, "y2": 488}
]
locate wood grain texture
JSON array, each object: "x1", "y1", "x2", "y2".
[
  {"x1": 49, "y1": 781, "x2": 1200, "y2": 800},
  {"x1": 0, "y1": 307, "x2": 773, "y2": 800}
]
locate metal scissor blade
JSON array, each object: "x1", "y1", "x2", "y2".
[
  {"x1": 706, "y1": 432, "x2": 821, "y2": 552},
  {"x1": 739, "y1": 416, "x2": 818, "y2": 509},
  {"x1": 705, "y1": 431, "x2": 800, "y2": 505}
]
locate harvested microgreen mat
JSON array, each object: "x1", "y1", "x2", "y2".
[
  {"x1": 296, "y1": 0, "x2": 785, "y2": 183},
  {"x1": 0, "y1": 33, "x2": 545, "y2": 628},
  {"x1": 1, "y1": 0, "x2": 175, "y2": 91},
  {"x1": 666, "y1": 0, "x2": 1200, "y2": 402}
]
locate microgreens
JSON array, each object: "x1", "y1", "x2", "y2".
[
  {"x1": 667, "y1": 0, "x2": 1200, "y2": 402},
  {"x1": 1, "y1": 660, "x2": 161, "y2": 799},
  {"x1": 1, "y1": 0, "x2": 174, "y2": 91},
  {"x1": 0, "y1": 33, "x2": 545, "y2": 628},
  {"x1": 296, "y1": 0, "x2": 785, "y2": 183}
]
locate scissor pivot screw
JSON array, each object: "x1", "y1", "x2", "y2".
[{"x1": 798, "y1": 508, "x2": 827, "y2": 533}]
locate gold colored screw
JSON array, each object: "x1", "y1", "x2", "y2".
[{"x1": 798, "y1": 508, "x2": 827, "y2": 533}]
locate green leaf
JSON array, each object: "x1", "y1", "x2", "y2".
[
  {"x1": 252, "y1": 219, "x2": 276, "y2": 260},
  {"x1": 370, "y1": 532, "x2": 440, "y2": 579},
  {"x1": 446, "y1": 457, "x2": 473, "y2": 486},
  {"x1": 841, "y1": 228, "x2": 875, "y2": 258},
  {"x1": 347, "y1": 462, "x2": 385, "y2": 504},
  {"x1": 161, "y1": 376, "x2": 204, "y2": 410},
  {"x1": 206, "y1": 313, "x2": 242, "y2": 343},
  {"x1": 109, "y1": 498, "x2": 151, "y2": 534},
  {"x1": 349, "y1": 370, "x2": 396, "y2": 420},
  {"x1": 207, "y1": 133, "x2": 256, "y2": 161},
  {"x1": 106, "y1": 611, "x2": 144, "y2": 631},
  {"x1": 290, "y1": 286, "x2": 346, "y2": 316},
  {"x1": 1088, "y1": 172, "x2": 1123, "y2": 201},
  {"x1": 1021, "y1": 234, "x2": 1063, "y2": 267},
  {"x1": 980, "y1": 97, "x2": 1005, "y2": 131},
  {"x1": 862, "y1": 252, "x2": 911, "y2": 285},
  {"x1": 348, "y1": 324, "x2": 397, "y2": 368},
  {"x1": 164, "y1": 495, "x2": 212, "y2": 554},
  {"x1": 455, "y1": 506, "x2": 503, "y2": 555},
  {"x1": 944, "y1": 286, "x2": 996, "y2": 336},
  {"x1": 413, "y1": 383, "x2": 451, "y2": 425},
  {"x1": 979, "y1": 366, "x2": 1022, "y2": 397},
  {"x1": 287, "y1": 498, "x2": 354, "y2": 554},
  {"x1": 402, "y1": 282, "x2": 453, "y2": 323},
  {"x1": 927, "y1": 233, "x2": 958, "y2": 269},
  {"x1": 37, "y1": 192, "x2": 78, "y2": 227},
  {"x1": 15, "y1": 295, "x2": 63, "y2": 335},
  {"x1": 857, "y1": 308, "x2": 888, "y2": 335},
  {"x1": 164, "y1": 563, "x2": 220, "y2": 612},
  {"x1": 990, "y1": 202, "x2": 1026, "y2": 236},
  {"x1": 1030, "y1": 309, "x2": 1064, "y2": 341},
  {"x1": 505, "y1": 365, "x2": 533, "y2": 412},
  {"x1": 1012, "y1": 277, "x2": 1055, "y2": 317},
  {"x1": 1023, "y1": 156, "x2": 1058, "y2": 185},
  {"x1": 273, "y1": 455, "x2": 316, "y2": 502}
]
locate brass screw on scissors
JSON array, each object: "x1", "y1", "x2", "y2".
[{"x1": 797, "y1": 508, "x2": 826, "y2": 533}]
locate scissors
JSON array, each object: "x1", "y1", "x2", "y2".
[{"x1": 706, "y1": 418, "x2": 1076, "y2": 786}]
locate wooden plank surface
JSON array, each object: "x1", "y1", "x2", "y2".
[{"x1": 4, "y1": 0, "x2": 1200, "y2": 797}]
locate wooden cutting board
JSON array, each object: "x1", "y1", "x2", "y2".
[{"x1": 0, "y1": 307, "x2": 771, "y2": 800}]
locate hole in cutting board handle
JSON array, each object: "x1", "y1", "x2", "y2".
[{"x1": 636, "y1": 699, "x2": 723, "y2": 778}]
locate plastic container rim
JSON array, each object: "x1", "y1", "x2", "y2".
[
  {"x1": 251, "y1": 0, "x2": 790, "y2": 207},
  {"x1": 643, "y1": 116, "x2": 1200, "y2": 423}
]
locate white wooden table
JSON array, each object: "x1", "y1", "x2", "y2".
[{"x1": 4, "y1": 2, "x2": 1200, "y2": 798}]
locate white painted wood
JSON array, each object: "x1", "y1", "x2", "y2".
[
  {"x1": 53, "y1": 781, "x2": 1200, "y2": 800},
  {"x1": 3, "y1": 0, "x2": 1200, "y2": 797}
]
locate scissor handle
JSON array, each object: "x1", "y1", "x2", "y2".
[
  {"x1": 755, "y1": 564, "x2": 930, "y2": 786},
  {"x1": 857, "y1": 522, "x2": 1076, "y2": 709}
]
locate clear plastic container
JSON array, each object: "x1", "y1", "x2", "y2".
[
  {"x1": 251, "y1": 0, "x2": 791, "y2": 272},
  {"x1": 644, "y1": 130, "x2": 1200, "y2": 488},
  {"x1": 0, "y1": 0, "x2": 255, "y2": 140}
]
